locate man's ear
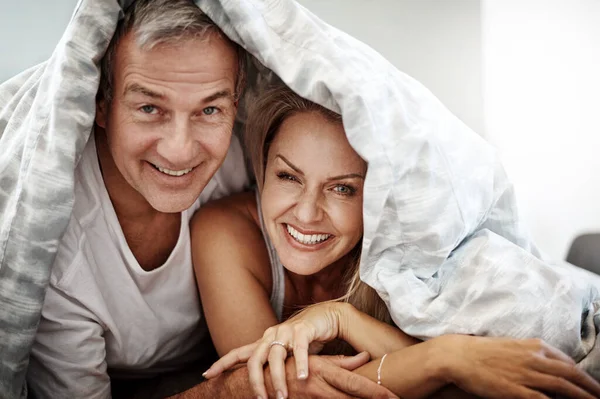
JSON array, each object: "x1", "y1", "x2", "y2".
[{"x1": 95, "y1": 99, "x2": 107, "y2": 129}]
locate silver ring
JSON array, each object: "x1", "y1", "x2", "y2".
[{"x1": 269, "y1": 340, "x2": 292, "y2": 351}]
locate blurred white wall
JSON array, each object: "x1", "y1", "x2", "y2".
[
  {"x1": 0, "y1": 0, "x2": 79, "y2": 83},
  {"x1": 298, "y1": 0, "x2": 485, "y2": 135},
  {"x1": 482, "y1": 0, "x2": 600, "y2": 260}
]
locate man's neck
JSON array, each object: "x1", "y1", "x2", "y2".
[{"x1": 94, "y1": 131, "x2": 181, "y2": 271}]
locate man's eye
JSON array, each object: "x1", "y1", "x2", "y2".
[
  {"x1": 140, "y1": 105, "x2": 158, "y2": 114},
  {"x1": 203, "y1": 106, "x2": 219, "y2": 115}
]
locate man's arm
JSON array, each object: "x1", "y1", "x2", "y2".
[
  {"x1": 166, "y1": 367, "x2": 251, "y2": 399},
  {"x1": 169, "y1": 355, "x2": 397, "y2": 399},
  {"x1": 27, "y1": 283, "x2": 111, "y2": 399}
]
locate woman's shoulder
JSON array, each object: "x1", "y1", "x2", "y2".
[
  {"x1": 191, "y1": 190, "x2": 260, "y2": 232},
  {"x1": 191, "y1": 190, "x2": 267, "y2": 267},
  {"x1": 191, "y1": 190, "x2": 273, "y2": 290}
]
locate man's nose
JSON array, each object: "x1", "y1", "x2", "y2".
[
  {"x1": 293, "y1": 189, "x2": 324, "y2": 224},
  {"x1": 156, "y1": 116, "x2": 196, "y2": 165}
]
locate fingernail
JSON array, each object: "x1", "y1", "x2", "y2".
[
  {"x1": 297, "y1": 370, "x2": 307, "y2": 379},
  {"x1": 202, "y1": 371, "x2": 208, "y2": 377},
  {"x1": 276, "y1": 391, "x2": 285, "y2": 399}
]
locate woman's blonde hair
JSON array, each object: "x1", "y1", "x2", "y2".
[{"x1": 244, "y1": 85, "x2": 391, "y2": 326}]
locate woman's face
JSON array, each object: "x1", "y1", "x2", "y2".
[{"x1": 261, "y1": 111, "x2": 366, "y2": 276}]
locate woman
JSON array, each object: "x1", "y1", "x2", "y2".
[{"x1": 191, "y1": 85, "x2": 600, "y2": 399}]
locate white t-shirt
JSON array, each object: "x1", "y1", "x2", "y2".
[{"x1": 27, "y1": 134, "x2": 249, "y2": 399}]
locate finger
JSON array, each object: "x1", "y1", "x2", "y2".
[
  {"x1": 308, "y1": 341, "x2": 325, "y2": 355},
  {"x1": 262, "y1": 325, "x2": 279, "y2": 342},
  {"x1": 268, "y1": 347, "x2": 289, "y2": 398},
  {"x1": 324, "y1": 351, "x2": 371, "y2": 371},
  {"x1": 321, "y1": 363, "x2": 397, "y2": 399},
  {"x1": 532, "y1": 358, "x2": 600, "y2": 398},
  {"x1": 528, "y1": 371, "x2": 595, "y2": 399},
  {"x1": 268, "y1": 362, "x2": 350, "y2": 399},
  {"x1": 458, "y1": 373, "x2": 548, "y2": 399},
  {"x1": 269, "y1": 331, "x2": 293, "y2": 399},
  {"x1": 292, "y1": 327, "x2": 312, "y2": 380},
  {"x1": 203, "y1": 343, "x2": 257, "y2": 378},
  {"x1": 247, "y1": 339, "x2": 272, "y2": 399},
  {"x1": 498, "y1": 384, "x2": 548, "y2": 399},
  {"x1": 540, "y1": 342, "x2": 576, "y2": 365}
]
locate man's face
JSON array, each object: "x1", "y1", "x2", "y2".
[{"x1": 95, "y1": 32, "x2": 239, "y2": 213}]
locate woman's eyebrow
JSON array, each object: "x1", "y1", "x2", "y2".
[
  {"x1": 276, "y1": 155, "x2": 365, "y2": 181},
  {"x1": 275, "y1": 155, "x2": 303, "y2": 175},
  {"x1": 326, "y1": 173, "x2": 365, "y2": 181}
]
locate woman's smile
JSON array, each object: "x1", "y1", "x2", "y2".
[{"x1": 282, "y1": 223, "x2": 334, "y2": 249}]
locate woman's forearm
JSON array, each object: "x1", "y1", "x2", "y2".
[
  {"x1": 335, "y1": 304, "x2": 469, "y2": 398},
  {"x1": 337, "y1": 302, "x2": 419, "y2": 357},
  {"x1": 351, "y1": 340, "x2": 450, "y2": 399}
]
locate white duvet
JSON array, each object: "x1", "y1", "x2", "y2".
[{"x1": 0, "y1": 1, "x2": 598, "y2": 397}]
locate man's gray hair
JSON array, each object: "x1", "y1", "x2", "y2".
[{"x1": 99, "y1": 0, "x2": 246, "y2": 104}]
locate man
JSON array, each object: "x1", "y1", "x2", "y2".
[{"x1": 26, "y1": 1, "x2": 394, "y2": 398}]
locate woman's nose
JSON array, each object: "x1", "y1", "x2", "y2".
[{"x1": 293, "y1": 189, "x2": 324, "y2": 224}]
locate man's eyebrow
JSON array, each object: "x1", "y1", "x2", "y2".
[
  {"x1": 123, "y1": 85, "x2": 233, "y2": 104},
  {"x1": 204, "y1": 89, "x2": 234, "y2": 103},
  {"x1": 123, "y1": 83, "x2": 164, "y2": 99}
]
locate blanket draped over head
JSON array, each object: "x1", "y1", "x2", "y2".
[{"x1": 1, "y1": 0, "x2": 599, "y2": 397}]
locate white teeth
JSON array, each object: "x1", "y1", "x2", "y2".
[
  {"x1": 286, "y1": 224, "x2": 331, "y2": 245},
  {"x1": 154, "y1": 165, "x2": 193, "y2": 177}
]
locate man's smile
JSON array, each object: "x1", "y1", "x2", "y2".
[{"x1": 150, "y1": 162, "x2": 195, "y2": 177}]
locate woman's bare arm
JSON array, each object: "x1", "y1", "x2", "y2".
[
  {"x1": 207, "y1": 301, "x2": 600, "y2": 399},
  {"x1": 191, "y1": 192, "x2": 278, "y2": 356}
]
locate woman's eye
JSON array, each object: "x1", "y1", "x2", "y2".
[
  {"x1": 277, "y1": 172, "x2": 298, "y2": 182},
  {"x1": 203, "y1": 106, "x2": 219, "y2": 115},
  {"x1": 333, "y1": 185, "x2": 356, "y2": 195},
  {"x1": 140, "y1": 105, "x2": 158, "y2": 114}
]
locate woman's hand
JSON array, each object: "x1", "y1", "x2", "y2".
[
  {"x1": 436, "y1": 335, "x2": 600, "y2": 399},
  {"x1": 203, "y1": 302, "x2": 354, "y2": 399}
]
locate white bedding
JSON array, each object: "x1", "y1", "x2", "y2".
[{"x1": 0, "y1": 1, "x2": 598, "y2": 397}]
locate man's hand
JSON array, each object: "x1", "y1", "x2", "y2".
[
  {"x1": 267, "y1": 353, "x2": 398, "y2": 399},
  {"x1": 204, "y1": 303, "x2": 349, "y2": 397},
  {"x1": 168, "y1": 353, "x2": 397, "y2": 399}
]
